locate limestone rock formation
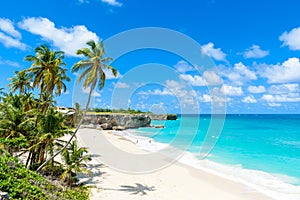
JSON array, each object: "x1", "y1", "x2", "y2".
[
  {"x1": 83, "y1": 114, "x2": 151, "y2": 130},
  {"x1": 149, "y1": 114, "x2": 178, "y2": 120}
]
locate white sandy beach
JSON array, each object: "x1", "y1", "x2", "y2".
[{"x1": 75, "y1": 128, "x2": 271, "y2": 200}]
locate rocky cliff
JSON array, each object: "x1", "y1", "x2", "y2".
[
  {"x1": 81, "y1": 113, "x2": 177, "y2": 130},
  {"x1": 149, "y1": 114, "x2": 178, "y2": 120},
  {"x1": 82, "y1": 114, "x2": 151, "y2": 130}
]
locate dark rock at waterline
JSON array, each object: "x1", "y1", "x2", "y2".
[
  {"x1": 112, "y1": 126, "x2": 126, "y2": 131},
  {"x1": 100, "y1": 123, "x2": 113, "y2": 130},
  {"x1": 166, "y1": 114, "x2": 178, "y2": 120},
  {"x1": 149, "y1": 114, "x2": 178, "y2": 120},
  {"x1": 151, "y1": 125, "x2": 165, "y2": 128}
]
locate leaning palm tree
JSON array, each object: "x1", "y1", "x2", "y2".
[
  {"x1": 73, "y1": 102, "x2": 82, "y2": 126},
  {"x1": 36, "y1": 40, "x2": 117, "y2": 172},
  {"x1": 8, "y1": 71, "x2": 32, "y2": 94}
]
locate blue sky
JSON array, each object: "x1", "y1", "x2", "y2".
[{"x1": 1, "y1": 0, "x2": 300, "y2": 114}]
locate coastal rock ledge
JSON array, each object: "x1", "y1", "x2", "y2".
[
  {"x1": 82, "y1": 114, "x2": 177, "y2": 130},
  {"x1": 83, "y1": 114, "x2": 151, "y2": 130},
  {"x1": 149, "y1": 114, "x2": 178, "y2": 120}
]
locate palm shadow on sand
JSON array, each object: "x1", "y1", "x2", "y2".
[
  {"x1": 119, "y1": 183, "x2": 155, "y2": 195},
  {"x1": 77, "y1": 154, "x2": 108, "y2": 185},
  {"x1": 102, "y1": 183, "x2": 155, "y2": 195}
]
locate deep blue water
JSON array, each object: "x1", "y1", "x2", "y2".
[{"x1": 136, "y1": 114, "x2": 300, "y2": 185}]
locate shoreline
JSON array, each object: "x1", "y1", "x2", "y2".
[
  {"x1": 76, "y1": 128, "x2": 273, "y2": 200},
  {"x1": 121, "y1": 128, "x2": 300, "y2": 200}
]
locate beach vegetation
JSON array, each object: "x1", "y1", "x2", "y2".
[
  {"x1": 8, "y1": 70, "x2": 32, "y2": 93},
  {"x1": 61, "y1": 141, "x2": 91, "y2": 186},
  {"x1": 0, "y1": 148, "x2": 89, "y2": 200},
  {"x1": 36, "y1": 40, "x2": 117, "y2": 171},
  {"x1": 23, "y1": 44, "x2": 70, "y2": 98},
  {"x1": 0, "y1": 43, "x2": 101, "y2": 199}
]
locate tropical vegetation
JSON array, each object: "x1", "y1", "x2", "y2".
[
  {"x1": 0, "y1": 40, "x2": 117, "y2": 199},
  {"x1": 37, "y1": 40, "x2": 117, "y2": 171},
  {"x1": 0, "y1": 148, "x2": 89, "y2": 200}
]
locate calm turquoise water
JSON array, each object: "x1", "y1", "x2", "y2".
[{"x1": 136, "y1": 114, "x2": 300, "y2": 185}]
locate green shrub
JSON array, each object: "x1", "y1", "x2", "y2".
[{"x1": 0, "y1": 150, "x2": 89, "y2": 200}]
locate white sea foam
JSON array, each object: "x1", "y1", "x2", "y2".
[{"x1": 113, "y1": 129, "x2": 300, "y2": 200}]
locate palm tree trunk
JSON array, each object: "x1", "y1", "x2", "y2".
[
  {"x1": 26, "y1": 150, "x2": 32, "y2": 168},
  {"x1": 36, "y1": 85, "x2": 95, "y2": 172}
]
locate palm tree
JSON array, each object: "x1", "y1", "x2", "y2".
[
  {"x1": 61, "y1": 140, "x2": 91, "y2": 186},
  {"x1": 73, "y1": 102, "x2": 82, "y2": 126},
  {"x1": 2, "y1": 93, "x2": 23, "y2": 110},
  {"x1": 31, "y1": 108, "x2": 71, "y2": 167},
  {"x1": 39, "y1": 93, "x2": 57, "y2": 114},
  {"x1": 25, "y1": 108, "x2": 72, "y2": 169},
  {"x1": 8, "y1": 71, "x2": 32, "y2": 94},
  {"x1": 36, "y1": 40, "x2": 117, "y2": 172},
  {"x1": 0, "y1": 87, "x2": 5, "y2": 101},
  {"x1": 20, "y1": 92, "x2": 36, "y2": 112},
  {"x1": 24, "y1": 44, "x2": 70, "y2": 98},
  {"x1": 0, "y1": 98, "x2": 34, "y2": 154}
]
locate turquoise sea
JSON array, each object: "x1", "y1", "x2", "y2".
[{"x1": 128, "y1": 114, "x2": 300, "y2": 199}]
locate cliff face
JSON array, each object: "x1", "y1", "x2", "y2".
[
  {"x1": 83, "y1": 114, "x2": 151, "y2": 130},
  {"x1": 82, "y1": 113, "x2": 177, "y2": 130},
  {"x1": 149, "y1": 114, "x2": 178, "y2": 120}
]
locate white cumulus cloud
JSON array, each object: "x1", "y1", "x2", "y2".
[
  {"x1": 174, "y1": 60, "x2": 195, "y2": 73},
  {"x1": 242, "y1": 95, "x2": 257, "y2": 103},
  {"x1": 115, "y1": 82, "x2": 130, "y2": 88},
  {"x1": 180, "y1": 71, "x2": 222, "y2": 86},
  {"x1": 201, "y1": 42, "x2": 227, "y2": 62},
  {"x1": 259, "y1": 57, "x2": 300, "y2": 83},
  {"x1": 199, "y1": 94, "x2": 212, "y2": 102},
  {"x1": 0, "y1": 18, "x2": 26, "y2": 50},
  {"x1": 262, "y1": 93, "x2": 300, "y2": 103},
  {"x1": 268, "y1": 83, "x2": 299, "y2": 94},
  {"x1": 247, "y1": 85, "x2": 266, "y2": 93},
  {"x1": 179, "y1": 74, "x2": 206, "y2": 86},
  {"x1": 103, "y1": 68, "x2": 121, "y2": 79},
  {"x1": 82, "y1": 87, "x2": 101, "y2": 97},
  {"x1": 223, "y1": 62, "x2": 257, "y2": 85},
  {"x1": 0, "y1": 18, "x2": 21, "y2": 39},
  {"x1": 203, "y1": 71, "x2": 222, "y2": 85},
  {"x1": 139, "y1": 80, "x2": 198, "y2": 107},
  {"x1": 0, "y1": 32, "x2": 27, "y2": 50},
  {"x1": 243, "y1": 45, "x2": 269, "y2": 59},
  {"x1": 101, "y1": 0, "x2": 122, "y2": 7},
  {"x1": 279, "y1": 27, "x2": 300, "y2": 50},
  {"x1": 268, "y1": 102, "x2": 282, "y2": 107},
  {"x1": 139, "y1": 89, "x2": 172, "y2": 96},
  {"x1": 261, "y1": 83, "x2": 300, "y2": 107},
  {"x1": 18, "y1": 17, "x2": 99, "y2": 57},
  {"x1": 221, "y1": 84, "x2": 243, "y2": 96}
]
